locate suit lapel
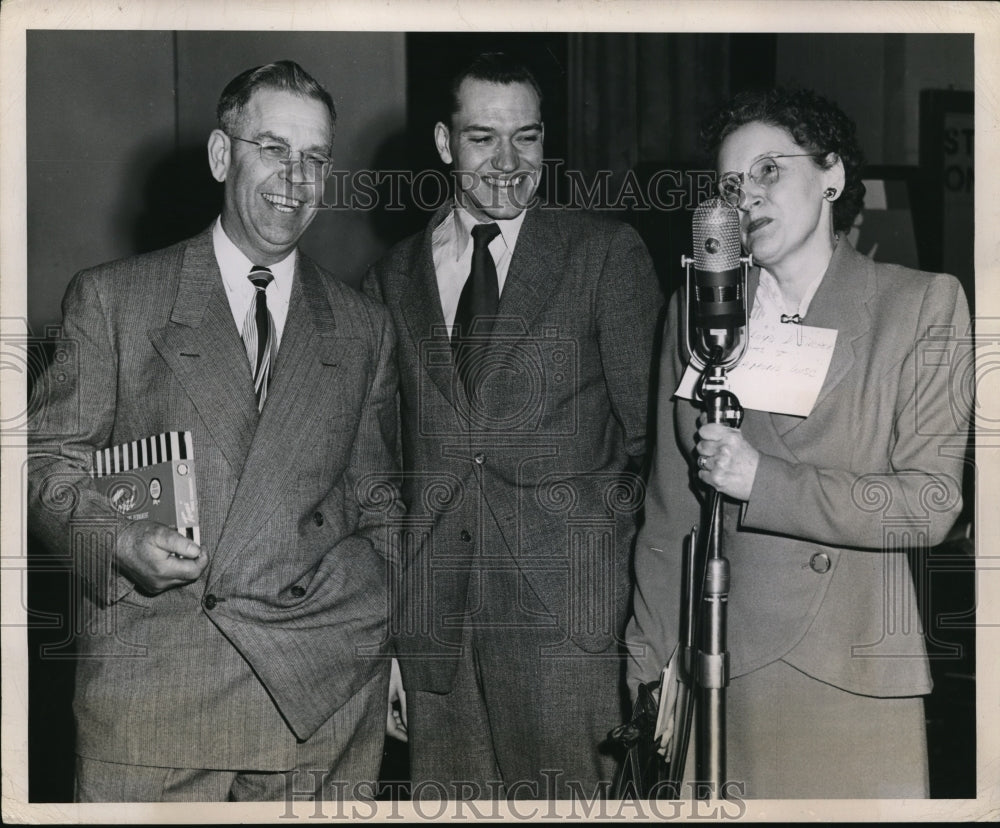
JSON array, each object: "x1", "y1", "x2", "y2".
[
  {"x1": 399, "y1": 206, "x2": 456, "y2": 405},
  {"x1": 148, "y1": 229, "x2": 258, "y2": 477},
  {"x1": 764, "y1": 240, "x2": 873, "y2": 438},
  {"x1": 495, "y1": 208, "x2": 564, "y2": 336},
  {"x1": 208, "y1": 255, "x2": 346, "y2": 578}
]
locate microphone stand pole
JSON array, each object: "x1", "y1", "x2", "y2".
[
  {"x1": 667, "y1": 350, "x2": 743, "y2": 800},
  {"x1": 694, "y1": 354, "x2": 742, "y2": 799}
]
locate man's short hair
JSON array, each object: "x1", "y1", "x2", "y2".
[
  {"x1": 217, "y1": 60, "x2": 337, "y2": 139},
  {"x1": 446, "y1": 52, "x2": 543, "y2": 122}
]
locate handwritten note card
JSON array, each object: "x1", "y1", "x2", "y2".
[{"x1": 676, "y1": 322, "x2": 838, "y2": 417}]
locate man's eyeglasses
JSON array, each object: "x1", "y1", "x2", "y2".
[
  {"x1": 229, "y1": 136, "x2": 332, "y2": 177},
  {"x1": 718, "y1": 153, "x2": 824, "y2": 208}
]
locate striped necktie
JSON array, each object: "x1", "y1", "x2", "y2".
[{"x1": 242, "y1": 265, "x2": 276, "y2": 411}]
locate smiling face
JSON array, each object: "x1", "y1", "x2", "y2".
[
  {"x1": 435, "y1": 78, "x2": 544, "y2": 221},
  {"x1": 717, "y1": 120, "x2": 844, "y2": 274},
  {"x1": 208, "y1": 87, "x2": 334, "y2": 265}
]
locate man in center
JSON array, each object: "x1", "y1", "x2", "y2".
[{"x1": 365, "y1": 52, "x2": 662, "y2": 798}]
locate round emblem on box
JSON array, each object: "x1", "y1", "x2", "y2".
[
  {"x1": 149, "y1": 478, "x2": 162, "y2": 499},
  {"x1": 108, "y1": 479, "x2": 145, "y2": 514}
]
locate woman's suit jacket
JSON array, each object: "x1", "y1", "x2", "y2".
[
  {"x1": 28, "y1": 227, "x2": 400, "y2": 770},
  {"x1": 627, "y1": 239, "x2": 972, "y2": 698}
]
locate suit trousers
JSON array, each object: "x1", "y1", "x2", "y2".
[
  {"x1": 74, "y1": 667, "x2": 389, "y2": 802},
  {"x1": 406, "y1": 622, "x2": 626, "y2": 801}
]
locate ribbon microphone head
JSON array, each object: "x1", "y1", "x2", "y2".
[
  {"x1": 687, "y1": 197, "x2": 747, "y2": 368},
  {"x1": 693, "y1": 196, "x2": 741, "y2": 272}
]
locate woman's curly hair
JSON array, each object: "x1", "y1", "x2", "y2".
[{"x1": 700, "y1": 88, "x2": 866, "y2": 235}]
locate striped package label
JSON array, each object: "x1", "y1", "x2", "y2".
[{"x1": 91, "y1": 431, "x2": 200, "y2": 545}]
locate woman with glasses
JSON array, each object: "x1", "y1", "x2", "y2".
[{"x1": 625, "y1": 87, "x2": 971, "y2": 798}]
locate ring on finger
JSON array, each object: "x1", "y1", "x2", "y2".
[{"x1": 697, "y1": 455, "x2": 709, "y2": 470}]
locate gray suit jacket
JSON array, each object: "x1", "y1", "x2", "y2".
[
  {"x1": 28, "y1": 227, "x2": 400, "y2": 769},
  {"x1": 364, "y1": 205, "x2": 663, "y2": 692},
  {"x1": 627, "y1": 239, "x2": 972, "y2": 698}
]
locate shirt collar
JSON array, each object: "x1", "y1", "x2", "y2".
[
  {"x1": 212, "y1": 217, "x2": 297, "y2": 291},
  {"x1": 437, "y1": 203, "x2": 528, "y2": 261},
  {"x1": 756, "y1": 249, "x2": 831, "y2": 321}
]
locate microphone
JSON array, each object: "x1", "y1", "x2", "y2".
[{"x1": 684, "y1": 197, "x2": 748, "y2": 370}]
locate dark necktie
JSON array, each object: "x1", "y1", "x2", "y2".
[
  {"x1": 452, "y1": 223, "x2": 501, "y2": 399},
  {"x1": 242, "y1": 265, "x2": 276, "y2": 411}
]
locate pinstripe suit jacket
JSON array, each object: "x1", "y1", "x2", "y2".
[
  {"x1": 627, "y1": 239, "x2": 972, "y2": 698},
  {"x1": 28, "y1": 226, "x2": 400, "y2": 769},
  {"x1": 364, "y1": 205, "x2": 663, "y2": 693}
]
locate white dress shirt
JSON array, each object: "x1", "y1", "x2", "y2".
[
  {"x1": 431, "y1": 205, "x2": 527, "y2": 335},
  {"x1": 212, "y1": 217, "x2": 295, "y2": 348}
]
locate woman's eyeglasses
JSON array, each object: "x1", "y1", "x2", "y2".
[{"x1": 718, "y1": 153, "x2": 824, "y2": 207}]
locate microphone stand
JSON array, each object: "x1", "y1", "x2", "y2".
[
  {"x1": 666, "y1": 352, "x2": 743, "y2": 800},
  {"x1": 667, "y1": 246, "x2": 749, "y2": 800},
  {"x1": 695, "y1": 354, "x2": 743, "y2": 798}
]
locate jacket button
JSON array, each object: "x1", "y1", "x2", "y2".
[
  {"x1": 313, "y1": 511, "x2": 324, "y2": 526},
  {"x1": 203, "y1": 594, "x2": 218, "y2": 610},
  {"x1": 809, "y1": 552, "x2": 832, "y2": 574},
  {"x1": 474, "y1": 453, "x2": 485, "y2": 465},
  {"x1": 460, "y1": 529, "x2": 472, "y2": 542},
  {"x1": 290, "y1": 585, "x2": 306, "y2": 598}
]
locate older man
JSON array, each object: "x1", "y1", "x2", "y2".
[
  {"x1": 365, "y1": 52, "x2": 662, "y2": 799},
  {"x1": 29, "y1": 61, "x2": 400, "y2": 802}
]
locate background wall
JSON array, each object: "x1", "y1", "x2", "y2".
[
  {"x1": 775, "y1": 33, "x2": 974, "y2": 165},
  {"x1": 27, "y1": 30, "x2": 407, "y2": 334},
  {"x1": 26, "y1": 31, "x2": 974, "y2": 332}
]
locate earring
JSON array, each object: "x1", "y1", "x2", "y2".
[{"x1": 824, "y1": 187, "x2": 838, "y2": 200}]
